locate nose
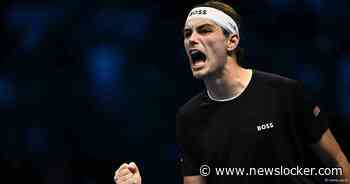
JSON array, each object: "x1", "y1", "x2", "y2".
[{"x1": 188, "y1": 32, "x2": 199, "y2": 46}]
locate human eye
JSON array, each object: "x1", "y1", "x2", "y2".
[
  {"x1": 198, "y1": 27, "x2": 212, "y2": 34},
  {"x1": 184, "y1": 29, "x2": 192, "y2": 38}
]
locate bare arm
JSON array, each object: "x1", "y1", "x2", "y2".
[
  {"x1": 184, "y1": 176, "x2": 206, "y2": 184},
  {"x1": 311, "y1": 129, "x2": 350, "y2": 183}
]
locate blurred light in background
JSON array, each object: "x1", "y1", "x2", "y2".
[
  {"x1": 306, "y1": 0, "x2": 321, "y2": 15},
  {"x1": 87, "y1": 46, "x2": 125, "y2": 105},
  {"x1": 294, "y1": 64, "x2": 322, "y2": 92},
  {"x1": 121, "y1": 11, "x2": 149, "y2": 40},
  {"x1": 92, "y1": 10, "x2": 149, "y2": 41},
  {"x1": 337, "y1": 57, "x2": 350, "y2": 122},
  {"x1": 5, "y1": 4, "x2": 64, "y2": 53}
]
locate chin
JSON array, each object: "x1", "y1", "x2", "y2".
[{"x1": 192, "y1": 70, "x2": 209, "y2": 79}]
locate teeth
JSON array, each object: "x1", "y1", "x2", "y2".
[{"x1": 190, "y1": 50, "x2": 199, "y2": 55}]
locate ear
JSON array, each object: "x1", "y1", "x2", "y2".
[{"x1": 226, "y1": 34, "x2": 239, "y2": 52}]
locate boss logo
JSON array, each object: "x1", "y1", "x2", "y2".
[
  {"x1": 257, "y1": 122, "x2": 274, "y2": 131},
  {"x1": 189, "y1": 9, "x2": 207, "y2": 16}
]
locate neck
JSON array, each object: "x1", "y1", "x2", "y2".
[{"x1": 204, "y1": 58, "x2": 252, "y2": 101}]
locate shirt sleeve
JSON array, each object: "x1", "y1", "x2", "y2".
[
  {"x1": 176, "y1": 111, "x2": 201, "y2": 176},
  {"x1": 293, "y1": 82, "x2": 329, "y2": 144}
]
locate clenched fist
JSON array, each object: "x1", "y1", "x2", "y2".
[{"x1": 114, "y1": 162, "x2": 142, "y2": 184}]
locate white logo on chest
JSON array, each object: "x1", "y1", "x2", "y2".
[{"x1": 257, "y1": 122, "x2": 274, "y2": 131}]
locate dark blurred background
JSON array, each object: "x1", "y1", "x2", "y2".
[{"x1": 0, "y1": 0, "x2": 349, "y2": 183}]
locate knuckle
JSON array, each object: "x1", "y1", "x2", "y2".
[
  {"x1": 120, "y1": 163, "x2": 129, "y2": 169},
  {"x1": 119, "y1": 173, "x2": 133, "y2": 182},
  {"x1": 118, "y1": 169, "x2": 131, "y2": 176},
  {"x1": 115, "y1": 163, "x2": 128, "y2": 175}
]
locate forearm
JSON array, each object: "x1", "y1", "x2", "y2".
[
  {"x1": 335, "y1": 151, "x2": 350, "y2": 183},
  {"x1": 184, "y1": 176, "x2": 206, "y2": 184},
  {"x1": 312, "y1": 129, "x2": 350, "y2": 183}
]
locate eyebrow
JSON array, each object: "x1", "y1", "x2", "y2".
[{"x1": 183, "y1": 23, "x2": 215, "y2": 32}]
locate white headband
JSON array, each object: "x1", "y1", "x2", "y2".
[{"x1": 186, "y1": 7, "x2": 239, "y2": 36}]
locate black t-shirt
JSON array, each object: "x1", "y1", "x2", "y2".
[{"x1": 176, "y1": 70, "x2": 329, "y2": 184}]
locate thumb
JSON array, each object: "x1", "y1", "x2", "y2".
[{"x1": 128, "y1": 162, "x2": 139, "y2": 174}]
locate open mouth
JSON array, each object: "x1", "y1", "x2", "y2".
[{"x1": 190, "y1": 50, "x2": 207, "y2": 69}]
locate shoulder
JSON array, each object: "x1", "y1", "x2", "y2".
[{"x1": 253, "y1": 70, "x2": 299, "y2": 91}]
